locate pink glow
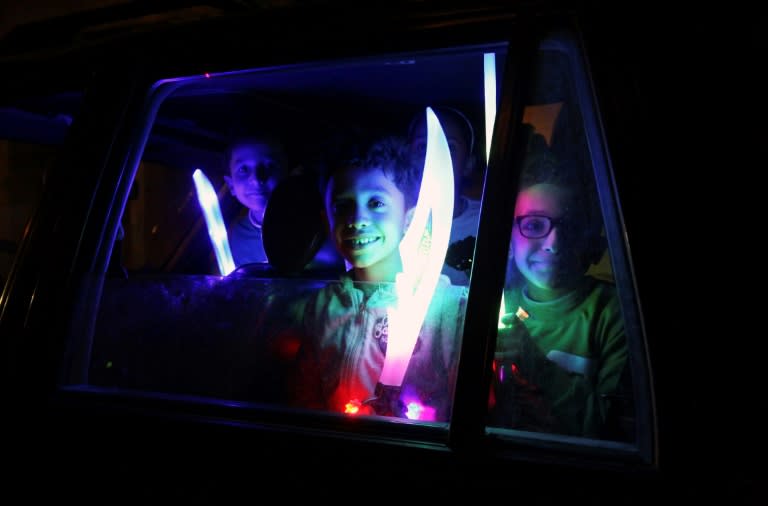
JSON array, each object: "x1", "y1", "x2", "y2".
[{"x1": 404, "y1": 401, "x2": 436, "y2": 421}]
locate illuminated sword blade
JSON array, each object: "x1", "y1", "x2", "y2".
[
  {"x1": 379, "y1": 107, "x2": 454, "y2": 387},
  {"x1": 192, "y1": 168, "x2": 236, "y2": 276}
]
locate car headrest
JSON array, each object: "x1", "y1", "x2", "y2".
[{"x1": 262, "y1": 172, "x2": 337, "y2": 276}]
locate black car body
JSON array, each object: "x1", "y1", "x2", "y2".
[{"x1": 0, "y1": 1, "x2": 759, "y2": 503}]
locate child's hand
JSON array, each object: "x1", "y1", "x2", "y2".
[
  {"x1": 491, "y1": 315, "x2": 555, "y2": 431},
  {"x1": 494, "y1": 315, "x2": 547, "y2": 378},
  {"x1": 499, "y1": 311, "x2": 522, "y2": 327},
  {"x1": 494, "y1": 314, "x2": 532, "y2": 363}
]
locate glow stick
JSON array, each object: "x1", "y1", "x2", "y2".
[
  {"x1": 378, "y1": 107, "x2": 454, "y2": 387},
  {"x1": 484, "y1": 52, "x2": 506, "y2": 328},
  {"x1": 192, "y1": 168, "x2": 235, "y2": 276},
  {"x1": 483, "y1": 52, "x2": 497, "y2": 164},
  {"x1": 499, "y1": 293, "x2": 507, "y2": 329}
]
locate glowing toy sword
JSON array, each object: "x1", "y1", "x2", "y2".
[
  {"x1": 193, "y1": 168, "x2": 236, "y2": 276},
  {"x1": 376, "y1": 107, "x2": 454, "y2": 406}
]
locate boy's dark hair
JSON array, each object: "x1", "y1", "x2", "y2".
[
  {"x1": 519, "y1": 127, "x2": 595, "y2": 208},
  {"x1": 222, "y1": 133, "x2": 289, "y2": 174},
  {"x1": 519, "y1": 131, "x2": 604, "y2": 257},
  {"x1": 328, "y1": 135, "x2": 422, "y2": 209}
]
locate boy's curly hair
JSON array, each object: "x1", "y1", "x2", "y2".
[
  {"x1": 519, "y1": 127, "x2": 603, "y2": 243},
  {"x1": 331, "y1": 135, "x2": 422, "y2": 209}
]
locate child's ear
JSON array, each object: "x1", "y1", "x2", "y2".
[
  {"x1": 404, "y1": 206, "x2": 416, "y2": 232},
  {"x1": 223, "y1": 175, "x2": 236, "y2": 196}
]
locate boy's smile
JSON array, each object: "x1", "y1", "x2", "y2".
[{"x1": 343, "y1": 234, "x2": 382, "y2": 249}]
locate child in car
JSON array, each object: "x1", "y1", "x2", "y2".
[
  {"x1": 223, "y1": 134, "x2": 290, "y2": 267},
  {"x1": 490, "y1": 145, "x2": 630, "y2": 439},
  {"x1": 291, "y1": 136, "x2": 467, "y2": 422}
]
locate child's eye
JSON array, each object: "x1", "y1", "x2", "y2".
[
  {"x1": 369, "y1": 198, "x2": 386, "y2": 210},
  {"x1": 234, "y1": 165, "x2": 250, "y2": 176},
  {"x1": 521, "y1": 217, "x2": 548, "y2": 235}
]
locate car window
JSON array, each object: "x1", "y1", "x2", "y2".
[
  {"x1": 58, "y1": 30, "x2": 651, "y2": 458},
  {"x1": 62, "y1": 43, "x2": 508, "y2": 430},
  {"x1": 485, "y1": 37, "x2": 650, "y2": 451}
]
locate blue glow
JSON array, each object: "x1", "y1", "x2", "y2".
[
  {"x1": 379, "y1": 107, "x2": 454, "y2": 387},
  {"x1": 192, "y1": 169, "x2": 235, "y2": 276}
]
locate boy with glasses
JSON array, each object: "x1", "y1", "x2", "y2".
[{"x1": 490, "y1": 146, "x2": 630, "y2": 440}]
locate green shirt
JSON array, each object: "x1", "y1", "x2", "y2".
[{"x1": 499, "y1": 276, "x2": 628, "y2": 438}]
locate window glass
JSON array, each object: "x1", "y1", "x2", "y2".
[
  {"x1": 63, "y1": 44, "x2": 508, "y2": 427},
  {"x1": 486, "y1": 38, "x2": 645, "y2": 448},
  {"x1": 0, "y1": 92, "x2": 81, "y2": 287}
]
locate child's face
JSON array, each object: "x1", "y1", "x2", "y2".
[
  {"x1": 510, "y1": 183, "x2": 591, "y2": 301},
  {"x1": 325, "y1": 167, "x2": 411, "y2": 281},
  {"x1": 224, "y1": 142, "x2": 285, "y2": 221}
]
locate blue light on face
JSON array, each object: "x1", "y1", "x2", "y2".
[{"x1": 193, "y1": 169, "x2": 235, "y2": 276}]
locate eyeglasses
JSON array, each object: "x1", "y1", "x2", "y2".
[{"x1": 515, "y1": 215, "x2": 567, "y2": 239}]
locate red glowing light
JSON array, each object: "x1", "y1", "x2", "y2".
[{"x1": 344, "y1": 400, "x2": 362, "y2": 415}]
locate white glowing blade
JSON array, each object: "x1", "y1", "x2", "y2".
[
  {"x1": 498, "y1": 291, "x2": 506, "y2": 329},
  {"x1": 484, "y1": 52, "x2": 505, "y2": 327},
  {"x1": 484, "y1": 52, "x2": 497, "y2": 164},
  {"x1": 192, "y1": 168, "x2": 235, "y2": 276},
  {"x1": 379, "y1": 107, "x2": 454, "y2": 386}
]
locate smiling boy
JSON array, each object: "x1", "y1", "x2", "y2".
[
  {"x1": 324, "y1": 138, "x2": 420, "y2": 282},
  {"x1": 291, "y1": 136, "x2": 467, "y2": 421},
  {"x1": 223, "y1": 135, "x2": 289, "y2": 267}
]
